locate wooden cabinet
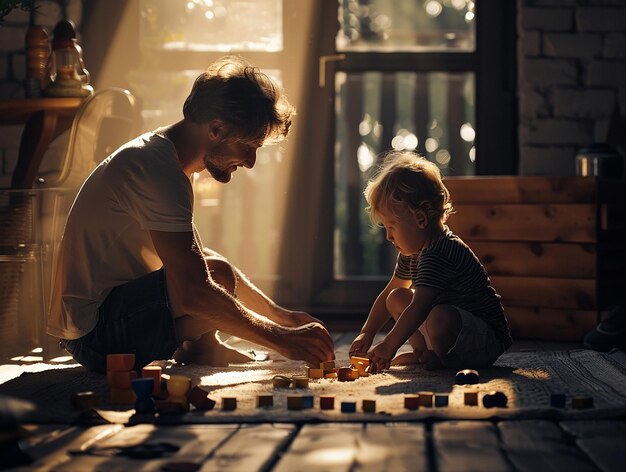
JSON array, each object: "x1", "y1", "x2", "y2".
[{"x1": 445, "y1": 176, "x2": 626, "y2": 341}]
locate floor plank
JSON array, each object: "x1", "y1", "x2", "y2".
[
  {"x1": 498, "y1": 420, "x2": 596, "y2": 471},
  {"x1": 559, "y1": 420, "x2": 626, "y2": 472},
  {"x1": 200, "y1": 424, "x2": 295, "y2": 471},
  {"x1": 273, "y1": 423, "x2": 363, "y2": 472},
  {"x1": 432, "y1": 421, "x2": 512, "y2": 472},
  {"x1": 355, "y1": 423, "x2": 428, "y2": 472}
]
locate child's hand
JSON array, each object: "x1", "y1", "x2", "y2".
[
  {"x1": 349, "y1": 332, "x2": 374, "y2": 357},
  {"x1": 367, "y1": 340, "x2": 396, "y2": 373}
]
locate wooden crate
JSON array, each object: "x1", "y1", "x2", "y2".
[{"x1": 444, "y1": 176, "x2": 626, "y2": 342}]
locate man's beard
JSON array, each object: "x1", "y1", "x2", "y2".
[{"x1": 203, "y1": 150, "x2": 231, "y2": 183}]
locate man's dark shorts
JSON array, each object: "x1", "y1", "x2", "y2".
[{"x1": 62, "y1": 269, "x2": 180, "y2": 373}]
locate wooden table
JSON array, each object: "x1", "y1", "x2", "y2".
[{"x1": 0, "y1": 98, "x2": 83, "y2": 188}]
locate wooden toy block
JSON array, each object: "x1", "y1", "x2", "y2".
[
  {"x1": 572, "y1": 396, "x2": 594, "y2": 409},
  {"x1": 131, "y1": 378, "x2": 155, "y2": 414},
  {"x1": 320, "y1": 360, "x2": 336, "y2": 371},
  {"x1": 434, "y1": 394, "x2": 449, "y2": 407},
  {"x1": 340, "y1": 401, "x2": 356, "y2": 413},
  {"x1": 292, "y1": 375, "x2": 310, "y2": 388},
  {"x1": 222, "y1": 397, "x2": 237, "y2": 411},
  {"x1": 188, "y1": 386, "x2": 216, "y2": 411},
  {"x1": 404, "y1": 396, "x2": 419, "y2": 410},
  {"x1": 167, "y1": 375, "x2": 191, "y2": 411},
  {"x1": 287, "y1": 395, "x2": 304, "y2": 410},
  {"x1": 324, "y1": 372, "x2": 338, "y2": 379},
  {"x1": 306, "y1": 367, "x2": 324, "y2": 379},
  {"x1": 464, "y1": 391, "x2": 479, "y2": 406},
  {"x1": 110, "y1": 387, "x2": 137, "y2": 405},
  {"x1": 71, "y1": 391, "x2": 99, "y2": 409},
  {"x1": 302, "y1": 395, "x2": 314, "y2": 409},
  {"x1": 272, "y1": 375, "x2": 292, "y2": 388},
  {"x1": 362, "y1": 399, "x2": 376, "y2": 413},
  {"x1": 350, "y1": 356, "x2": 370, "y2": 376},
  {"x1": 417, "y1": 392, "x2": 434, "y2": 407},
  {"x1": 257, "y1": 395, "x2": 274, "y2": 408},
  {"x1": 550, "y1": 393, "x2": 566, "y2": 408},
  {"x1": 106, "y1": 353, "x2": 135, "y2": 372},
  {"x1": 455, "y1": 369, "x2": 480, "y2": 385},
  {"x1": 337, "y1": 367, "x2": 359, "y2": 382},
  {"x1": 319, "y1": 396, "x2": 335, "y2": 410},
  {"x1": 141, "y1": 365, "x2": 162, "y2": 396},
  {"x1": 482, "y1": 391, "x2": 508, "y2": 408},
  {"x1": 154, "y1": 400, "x2": 186, "y2": 414},
  {"x1": 107, "y1": 369, "x2": 138, "y2": 389}
]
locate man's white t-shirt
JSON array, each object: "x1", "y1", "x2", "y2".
[{"x1": 47, "y1": 132, "x2": 194, "y2": 339}]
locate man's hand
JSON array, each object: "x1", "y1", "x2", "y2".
[
  {"x1": 281, "y1": 310, "x2": 328, "y2": 329},
  {"x1": 275, "y1": 322, "x2": 335, "y2": 366},
  {"x1": 367, "y1": 339, "x2": 397, "y2": 373},
  {"x1": 349, "y1": 332, "x2": 374, "y2": 358}
]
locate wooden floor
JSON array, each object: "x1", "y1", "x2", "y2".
[{"x1": 3, "y1": 338, "x2": 626, "y2": 471}]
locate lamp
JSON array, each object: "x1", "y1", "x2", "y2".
[{"x1": 45, "y1": 19, "x2": 93, "y2": 97}]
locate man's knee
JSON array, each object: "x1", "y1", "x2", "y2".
[
  {"x1": 205, "y1": 257, "x2": 236, "y2": 293},
  {"x1": 386, "y1": 287, "x2": 413, "y2": 317}
]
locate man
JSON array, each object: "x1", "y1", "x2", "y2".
[{"x1": 47, "y1": 56, "x2": 335, "y2": 373}]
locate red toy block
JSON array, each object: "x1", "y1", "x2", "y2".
[
  {"x1": 106, "y1": 353, "x2": 135, "y2": 372},
  {"x1": 319, "y1": 396, "x2": 335, "y2": 410},
  {"x1": 142, "y1": 365, "x2": 162, "y2": 396}
]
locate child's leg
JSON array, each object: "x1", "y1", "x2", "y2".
[
  {"x1": 422, "y1": 304, "x2": 463, "y2": 369},
  {"x1": 386, "y1": 287, "x2": 429, "y2": 365}
]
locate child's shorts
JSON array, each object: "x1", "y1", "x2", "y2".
[
  {"x1": 419, "y1": 306, "x2": 506, "y2": 369},
  {"x1": 61, "y1": 268, "x2": 180, "y2": 373}
]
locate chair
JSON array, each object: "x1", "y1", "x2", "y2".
[{"x1": 0, "y1": 88, "x2": 138, "y2": 359}]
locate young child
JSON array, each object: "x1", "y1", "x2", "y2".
[{"x1": 349, "y1": 151, "x2": 512, "y2": 372}]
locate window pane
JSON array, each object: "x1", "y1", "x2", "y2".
[
  {"x1": 334, "y1": 71, "x2": 475, "y2": 278},
  {"x1": 337, "y1": 0, "x2": 476, "y2": 52},
  {"x1": 140, "y1": 0, "x2": 282, "y2": 51}
]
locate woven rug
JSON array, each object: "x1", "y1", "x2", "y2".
[{"x1": 1, "y1": 336, "x2": 625, "y2": 424}]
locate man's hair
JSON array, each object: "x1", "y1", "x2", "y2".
[
  {"x1": 183, "y1": 55, "x2": 295, "y2": 145},
  {"x1": 364, "y1": 150, "x2": 453, "y2": 225}
]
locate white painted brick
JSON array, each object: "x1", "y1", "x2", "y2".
[
  {"x1": 576, "y1": 7, "x2": 626, "y2": 32},
  {"x1": 519, "y1": 146, "x2": 578, "y2": 176},
  {"x1": 544, "y1": 33, "x2": 602, "y2": 59},
  {"x1": 521, "y1": 7, "x2": 574, "y2": 31},
  {"x1": 604, "y1": 33, "x2": 626, "y2": 58},
  {"x1": 554, "y1": 88, "x2": 616, "y2": 117},
  {"x1": 521, "y1": 30, "x2": 541, "y2": 56},
  {"x1": 519, "y1": 90, "x2": 550, "y2": 118},
  {"x1": 519, "y1": 118, "x2": 593, "y2": 146},
  {"x1": 521, "y1": 58, "x2": 578, "y2": 87},
  {"x1": 586, "y1": 60, "x2": 626, "y2": 86}
]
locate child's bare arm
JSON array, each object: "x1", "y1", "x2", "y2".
[
  {"x1": 368, "y1": 285, "x2": 439, "y2": 371},
  {"x1": 349, "y1": 276, "x2": 411, "y2": 356}
]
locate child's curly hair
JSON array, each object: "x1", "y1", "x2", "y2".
[{"x1": 364, "y1": 151, "x2": 454, "y2": 225}]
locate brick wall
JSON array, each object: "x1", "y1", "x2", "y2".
[
  {"x1": 518, "y1": 0, "x2": 626, "y2": 175},
  {"x1": 0, "y1": 0, "x2": 82, "y2": 187}
]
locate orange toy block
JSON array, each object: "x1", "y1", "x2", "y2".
[
  {"x1": 572, "y1": 396, "x2": 594, "y2": 409},
  {"x1": 222, "y1": 397, "x2": 237, "y2": 411},
  {"x1": 350, "y1": 356, "x2": 370, "y2": 376},
  {"x1": 106, "y1": 353, "x2": 135, "y2": 372},
  {"x1": 107, "y1": 369, "x2": 138, "y2": 389},
  {"x1": 287, "y1": 396, "x2": 304, "y2": 410},
  {"x1": 306, "y1": 367, "x2": 324, "y2": 379},
  {"x1": 319, "y1": 396, "x2": 335, "y2": 410},
  {"x1": 464, "y1": 390, "x2": 479, "y2": 406},
  {"x1": 362, "y1": 399, "x2": 376, "y2": 413},
  {"x1": 141, "y1": 365, "x2": 163, "y2": 396},
  {"x1": 337, "y1": 367, "x2": 359, "y2": 382},
  {"x1": 404, "y1": 396, "x2": 419, "y2": 410},
  {"x1": 187, "y1": 386, "x2": 216, "y2": 411},
  {"x1": 110, "y1": 387, "x2": 137, "y2": 405},
  {"x1": 417, "y1": 392, "x2": 434, "y2": 407},
  {"x1": 320, "y1": 360, "x2": 336, "y2": 371},
  {"x1": 292, "y1": 375, "x2": 309, "y2": 388}
]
